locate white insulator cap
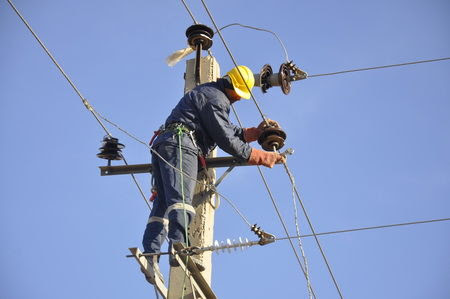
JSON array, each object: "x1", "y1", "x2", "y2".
[
  {"x1": 214, "y1": 240, "x2": 220, "y2": 254},
  {"x1": 238, "y1": 237, "x2": 244, "y2": 251},
  {"x1": 226, "y1": 239, "x2": 232, "y2": 253},
  {"x1": 232, "y1": 239, "x2": 238, "y2": 251},
  {"x1": 220, "y1": 241, "x2": 226, "y2": 253}
]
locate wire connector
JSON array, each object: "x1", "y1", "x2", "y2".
[{"x1": 251, "y1": 224, "x2": 276, "y2": 245}]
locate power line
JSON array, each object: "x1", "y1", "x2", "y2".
[
  {"x1": 276, "y1": 217, "x2": 450, "y2": 240},
  {"x1": 199, "y1": 0, "x2": 269, "y2": 125},
  {"x1": 308, "y1": 57, "x2": 450, "y2": 78},
  {"x1": 179, "y1": 0, "x2": 198, "y2": 24},
  {"x1": 281, "y1": 158, "x2": 344, "y2": 299},
  {"x1": 6, "y1": 0, "x2": 154, "y2": 209},
  {"x1": 6, "y1": 0, "x2": 112, "y2": 137}
]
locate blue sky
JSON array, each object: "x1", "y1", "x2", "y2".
[{"x1": 1, "y1": 1, "x2": 449, "y2": 298}]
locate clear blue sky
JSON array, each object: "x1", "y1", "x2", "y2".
[{"x1": 1, "y1": 1, "x2": 449, "y2": 298}]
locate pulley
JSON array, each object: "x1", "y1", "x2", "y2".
[
  {"x1": 257, "y1": 126, "x2": 287, "y2": 151},
  {"x1": 97, "y1": 136, "x2": 124, "y2": 166},
  {"x1": 185, "y1": 24, "x2": 214, "y2": 86}
]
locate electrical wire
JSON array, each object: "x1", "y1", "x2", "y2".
[
  {"x1": 218, "y1": 23, "x2": 290, "y2": 62},
  {"x1": 6, "y1": 0, "x2": 154, "y2": 211},
  {"x1": 289, "y1": 172, "x2": 312, "y2": 299},
  {"x1": 275, "y1": 217, "x2": 450, "y2": 240},
  {"x1": 6, "y1": 0, "x2": 112, "y2": 137},
  {"x1": 281, "y1": 159, "x2": 344, "y2": 299},
  {"x1": 199, "y1": 0, "x2": 269, "y2": 126},
  {"x1": 179, "y1": 0, "x2": 198, "y2": 24},
  {"x1": 308, "y1": 57, "x2": 450, "y2": 78},
  {"x1": 256, "y1": 166, "x2": 318, "y2": 299}
]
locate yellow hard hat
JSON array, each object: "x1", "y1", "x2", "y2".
[{"x1": 226, "y1": 65, "x2": 255, "y2": 99}]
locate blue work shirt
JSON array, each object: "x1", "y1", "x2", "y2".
[{"x1": 161, "y1": 78, "x2": 252, "y2": 161}]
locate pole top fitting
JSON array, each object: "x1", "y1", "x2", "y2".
[{"x1": 186, "y1": 24, "x2": 214, "y2": 50}]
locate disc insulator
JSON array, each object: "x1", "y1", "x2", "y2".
[
  {"x1": 186, "y1": 24, "x2": 214, "y2": 50},
  {"x1": 97, "y1": 136, "x2": 124, "y2": 161},
  {"x1": 257, "y1": 127, "x2": 287, "y2": 151},
  {"x1": 259, "y1": 64, "x2": 273, "y2": 93},
  {"x1": 279, "y1": 63, "x2": 291, "y2": 95}
]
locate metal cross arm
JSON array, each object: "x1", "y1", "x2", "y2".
[{"x1": 100, "y1": 156, "x2": 260, "y2": 176}]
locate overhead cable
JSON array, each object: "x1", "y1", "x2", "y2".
[
  {"x1": 199, "y1": 0, "x2": 269, "y2": 126},
  {"x1": 179, "y1": 0, "x2": 198, "y2": 24},
  {"x1": 6, "y1": 0, "x2": 153, "y2": 209},
  {"x1": 281, "y1": 159, "x2": 344, "y2": 299},
  {"x1": 6, "y1": 0, "x2": 112, "y2": 137},
  {"x1": 290, "y1": 174, "x2": 313, "y2": 299},
  {"x1": 308, "y1": 57, "x2": 450, "y2": 78},
  {"x1": 276, "y1": 217, "x2": 450, "y2": 240},
  {"x1": 256, "y1": 165, "x2": 317, "y2": 298}
]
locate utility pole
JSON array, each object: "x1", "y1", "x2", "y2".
[{"x1": 166, "y1": 54, "x2": 220, "y2": 299}]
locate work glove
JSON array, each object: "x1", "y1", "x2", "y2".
[
  {"x1": 243, "y1": 119, "x2": 281, "y2": 143},
  {"x1": 248, "y1": 148, "x2": 285, "y2": 168},
  {"x1": 257, "y1": 119, "x2": 280, "y2": 130}
]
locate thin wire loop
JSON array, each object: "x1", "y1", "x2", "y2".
[{"x1": 218, "y1": 23, "x2": 290, "y2": 62}]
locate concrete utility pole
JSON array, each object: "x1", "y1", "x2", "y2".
[{"x1": 166, "y1": 55, "x2": 220, "y2": 299}]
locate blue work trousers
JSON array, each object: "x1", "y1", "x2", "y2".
[{"x1": 142, "y1": 132, "x2": 198, "y2": 254}]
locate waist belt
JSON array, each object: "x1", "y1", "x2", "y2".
[
  {"x1": 162, "y1": 123, "x2": 193, "y2": 134},
  {"x1": 150, "y1": 122, "x2": 198, "y2": 149}
]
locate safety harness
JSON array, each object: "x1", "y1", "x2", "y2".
[{"x1": 148, "y1": 123, "x2": 209, "y2": 202}]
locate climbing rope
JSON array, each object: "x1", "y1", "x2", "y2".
[{"x1": 176, "y1": 127, "x2": 193, "y2": 299}]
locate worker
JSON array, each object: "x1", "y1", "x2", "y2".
[{"x1": 142, "y1": 65, "x2": 284, "y2": 283}]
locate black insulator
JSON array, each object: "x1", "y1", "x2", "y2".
[
  {"x1": 186, "y1": 24, "x2": 214, "y2": 50},
  {"x1": 279, "y1": 63, "x2": 291, "y2": 95},
  {"x1": 97, "y1": 136, "x2": 125, "y2": 161},
  {"x1": 260, "y1": 64, "x2": 273, "y2": 93},
  {"x1": 258, "y1": 127, "x2": 287, "y2": 151}
]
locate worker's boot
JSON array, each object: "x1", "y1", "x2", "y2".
[
  {"x1": 141, "y1": 254, "x2": 165, "y2": 285},
  {"x1": 169, "y1": 242, "x2": 206, "y2": 272}
]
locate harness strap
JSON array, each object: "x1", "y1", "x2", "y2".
[{"x1": 148, "y1": 130, "x2": 161, "y2": 146}]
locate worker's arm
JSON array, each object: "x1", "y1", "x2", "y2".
[{"x1": 200, "y1": 99, "x2": 252, "y2": 161}]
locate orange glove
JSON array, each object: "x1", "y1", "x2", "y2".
[
  {"x1": 248, "y1": 148, "x2": 285, "y2": 168},
  {"x1": 244, "y1": 119, "x2": 281, "y2": 143},
  {"x1": 243, "y1": 127, "x2": 262, "y2": 143}
]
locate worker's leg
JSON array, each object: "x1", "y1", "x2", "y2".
[
  {"x1": 142, "y1": 151, "x2": 168, "y2": 254},
  {"x1": 157, "y1": 139, "x2": 198, "y2": 246}
]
